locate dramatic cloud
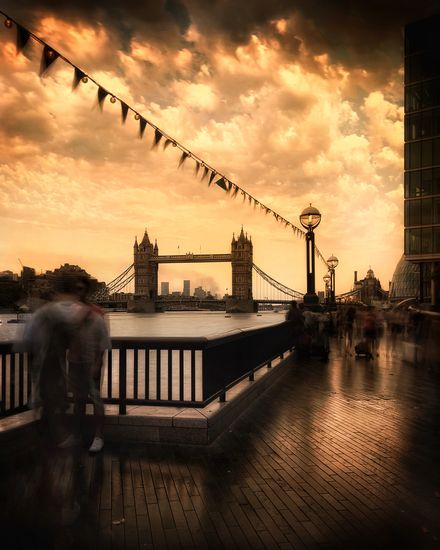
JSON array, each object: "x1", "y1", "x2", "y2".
[{"x1": 0, "y1": 1, "x2": 437, "y2": 293}]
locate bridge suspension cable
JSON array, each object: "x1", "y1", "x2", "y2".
[
  {"x1": 92, "y1": 263, "x2": 134, "y2": 300},
  {"x1": 252, "y1": 263, "x2": 304, "y2": 300}
]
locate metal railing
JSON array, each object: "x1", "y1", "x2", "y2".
[{"x1": 0, "y1": 321, "x2": 294, "y2": 418}]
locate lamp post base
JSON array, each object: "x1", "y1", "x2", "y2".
[{"x1": 303, "y1": 293, "x2": 321, "y2": 311}]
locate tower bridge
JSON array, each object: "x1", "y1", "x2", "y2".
[
  {"x1": 93, "y1": 227, "x2": 304, "y2": 311},
  {"x1": 132, "y1": 227, "x2": 255, "y2": 312}
]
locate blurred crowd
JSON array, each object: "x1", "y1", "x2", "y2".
[{"x1": 286, "y1": 300, "x2": 440, "y2": 366}]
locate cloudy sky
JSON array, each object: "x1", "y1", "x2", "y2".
[{"x1": 0, "y1": 1, "x2": 438, "y2": 295}]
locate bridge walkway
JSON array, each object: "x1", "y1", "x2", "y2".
[{"x1": 1, "y1": 335, "x2": 440, "y2": 548}]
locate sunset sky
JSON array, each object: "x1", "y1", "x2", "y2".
[{"x1": 1, "y1": 1, "x2": 438, "y2": 296}]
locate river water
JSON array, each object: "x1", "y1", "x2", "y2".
[{"x1": 0, "y1": 311, "x2": 285, "y2": 342}]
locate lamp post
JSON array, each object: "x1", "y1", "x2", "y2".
[
  {"x1": 300, "y1": 204, "x2": 321, "y2": 308},
  {"x1": 327, "y1": 254, "x2": 339, "y2": 306},
  {"x1": 323, "y1": 273, "x2": 331, "y2": 305}
]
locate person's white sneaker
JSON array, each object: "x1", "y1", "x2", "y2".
[{"x1": 89, "y1": 436, "x2": 104, "y2": 453}]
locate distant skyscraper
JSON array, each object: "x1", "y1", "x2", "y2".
[
  {"x1": 404, "y1": 15, "x2": 440, "y2": 305},
  {"x1": 194, "y1": 286, "x2": 207, "y2": 299},
  {"x1": 161, "y1": 281, "x2": 169, "y2": 296},
  {"x1": 183, "y1": 280, "x2": 190, "y2": 297}
]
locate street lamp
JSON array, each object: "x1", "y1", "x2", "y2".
[
  {"x1": 327, "y1": 254, "x2": 339, "y2": 306},
  {"x1": 323, "y1": 273, "x2": 331, "y2": 304},
  {"x1": 300, "y1": 204, "x2": 321, "y2": 308}
]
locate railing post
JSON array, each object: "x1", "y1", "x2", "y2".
[
  {"x1": 119, "y1": 347, "x2": 127, "y2": 415},
  {"x1": 267, "y1": 360, "x2": 272, "y2": 369},
  {"x1": 219, "y1": 388, "x2": 226, "y2": 402},
  {"x1": 249, "y1": 369, "x2": 254, "y2": 381}
]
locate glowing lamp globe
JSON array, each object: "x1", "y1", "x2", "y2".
[
  {"x1": 299, "y1": 204, "x2": 321, "y2": 230},
  {"x1": 323, "y1": 274, "x2": 331, "y2": 285},
  {"x1": 327, "y1": 255, "x2": 339, "y2": 269}
]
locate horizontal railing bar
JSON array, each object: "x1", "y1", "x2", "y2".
[{"x1": 0, "y1": 321, "x2": 289, "y2": 351}]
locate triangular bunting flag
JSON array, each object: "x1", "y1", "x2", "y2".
[
  {"x1": 215, "y1": 177, "x2": 228, "y2": 191},
  {"x1": 40, "y1": 45, "x2": 59, "y2": 76},
  {"x1": 201, "y1": 166, "x2": 209, "y2": 181},
  {"x1": 152, "y1": 128, "x2": 163, "y2": 148},
  {"x1": 163, "y1": 139, "x2": 173, "y2": 150},
  {"x1": 121, "y1": 102, "x2": 129, "y2": 124},
  {"x1": 231, "y1": 185, "x2": 239, "y2": 198},
  {"x1": 208, "y1": 171, "x2": 216, "y2": 186},
  {"x1": 97, "y1": 86, "x2": 108, "y2": 110},
  {"x1": 139, "y1": 118, "x2": 147, "y2": 138},
  {"x1": 16, "y1": 24, "x2": 30, "y2": 54},
  {"x1": 194, "y1": 161, "x2": 201, "y2": 177},
  {"x1": 178, "y1": 151, "x2": 189, "y2": 168},
  {"x1": 72, "y1": 67, "x2": 86, "y2": 90}
]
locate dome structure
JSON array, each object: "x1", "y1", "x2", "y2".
[{"x1": 389, "y1": 255, "x2": 420, "y2": 301}]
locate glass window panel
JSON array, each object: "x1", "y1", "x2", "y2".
[
  {"x1": 421, "y1": 198, "x2": 432, "y2": 224},
  {"x1": 409, "y1": 228, "x2": 421, "y2": 254},
  {"x1": 434, "y1": 228, "x2": 440, "y2": 254},
  {"x1": 410, "y1": 170, "x2": 421, "y2": 197},
  {"x1": 405, "y1": 84, "x2": 421, "y2": 112},
  {"x1": 404, "y1": 172, "x2": 410, "y2": 198},
  {"x1": 421, "y1": 228, "x2": 432, "y2": 254},
  {"x1": 411, "y1": 54, "x2": 423, "y2": 82},
  {"x1": 433, "y1": 197, "x2": 440, "y2": 224},
  {"x1": 421, "y1": 139, "x2": 432, "y2": 167},
  {"x1": 404, "y1": 201, "x2": 410, "y2": 226},
  {"x1": 421, "y1": 52, "x2": 440, "y2": 80},
  {"x1": 404, "y1": 229, "x2": 410, "y2": 254},
  {"x1": 411, "y1": 141, "x2": 421, "y2": 169},
  {"x1": 404, "y1": 57, "x2": 411, "y2": 85},
  {"x1": 433, "y1": 168, "x2": 440, "y2": 195},
  {"x1": 409, "y1": 199, "x2": 421, "y2": 225},
  {"x1": 421, "y1": 169, "x2": 432, "y2": 196},
  {"x1": 434, "y1": 137, "x2": 440, "y2": 165},
  {"x1": 404, "y1": 143, "x2": 410, "y2": 169},
  {"x1": 422, "y1": 77, "x2": 435, "y2": 108},
  {"x1": 404, "y1": 116, "x2": 411, "y2": 141},
  {"x1": 421, "y1": 111, "x2": 432, "y2": 138}
]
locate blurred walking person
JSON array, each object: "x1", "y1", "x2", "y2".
[
  {"x1": 23, "y1": 274, "x2": 88, "y2": 446},
  {"x1": 67, "y1": 276, "x2": 110, "y2": 453},
  {"x1": 363, "y1": 307, "x2": 379, "y2": 357},
  {"x1": 343, "y1": 306, "x2": 356, "y2": 354},
  {"x1": 286, "y1": 300, "x2": 305, "y2": 351}
]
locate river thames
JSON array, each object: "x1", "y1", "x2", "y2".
[{"x1": 0, "y1": 310, "x2": 285, "y2": 342}]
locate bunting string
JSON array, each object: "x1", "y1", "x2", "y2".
[{"x1": 0, "y1": 10, "x2": 331, "y2": 271}]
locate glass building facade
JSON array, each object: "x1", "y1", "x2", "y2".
[
  {"x1": 389, "y1": 255, "x2": 420, "y2": 301},
  {"x1": 404, "y1": 15, "x2": 440, "y2": 304}
]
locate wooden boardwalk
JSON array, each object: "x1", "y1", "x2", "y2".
[{"x1": 1, "y1": 335, "x2": 440, "y2": 549}]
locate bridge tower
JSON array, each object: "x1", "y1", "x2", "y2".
[
  {"x1": 228, "y1": 228, "x2": 256, "y2": 312},
  {"x1": 130, "y1": 229, "x2": 158, "y2": 312}
]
